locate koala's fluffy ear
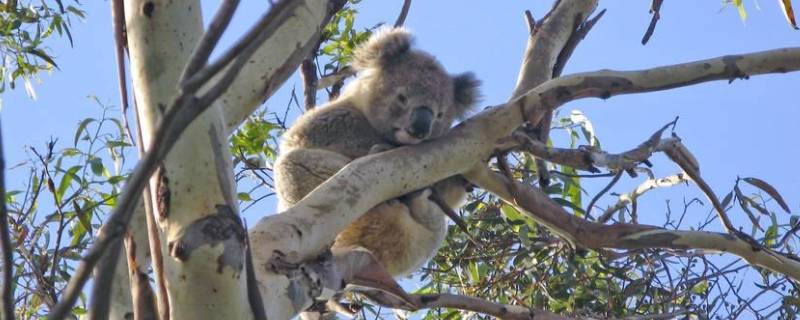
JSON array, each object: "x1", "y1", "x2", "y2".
[
  {"x1": 452, "y1": 72, "x2": 481, "y2": 116},
  {"x1": 352, "y1": 28, "x2": 413, "y2": 70}
]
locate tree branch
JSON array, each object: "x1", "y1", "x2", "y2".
[
  {"x1": 316, "y1": 66, "x2": 355, "y2": 90},
  {"x1": 180, "y1": 0, "x2": 241, "y2": 84},
  {"x1": 641, "y1": 0, "x2": 665, "y2": 45},
  {"x1": 508, "y1": 0, "x2": 599, "y2": 187},
  {"x1": 393, "y1": 0, "x2": 412, "y2": 27},
  {"x1": 597, "y1": 173, "x2": 689, "y2": 223},
  {"x1": 0, "y1": 120, "x2": 15, "y2": 320},
  {"x1": 413, "y1": 294, "x2": 569, "y2": 320}
]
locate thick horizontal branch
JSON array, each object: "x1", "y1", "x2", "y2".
[{"x1": 251, "y1": 48, "x2": 800, "y2": 272}]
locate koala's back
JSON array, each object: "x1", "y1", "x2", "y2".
[{"x1": 280, "y1": 103, "x2": 384, "y2": 159}]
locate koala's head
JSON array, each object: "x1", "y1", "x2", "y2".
[{"x1": 345, "y1": 28, "x2": 480, "y2": 145}]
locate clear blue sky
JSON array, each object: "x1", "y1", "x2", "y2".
[{"x1": 1, "y1": 0, "x2": 798, "y2": 307}]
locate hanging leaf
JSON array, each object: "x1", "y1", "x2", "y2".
[
  {"x1": 73, "y1": 118, "x2": 95, "y2": 146},
  {"x1": 779, "y1": 0, "x2": 799, "y2": 29},
  {"x1": 735, "y1": 185, "x2": 763, "y2": 232},
  {"x1": 742, "y1": 177, "x2": 791, "y2": 213},
  {"x1": 733, "y1": 0, "x2": 748, "y2": 22}
]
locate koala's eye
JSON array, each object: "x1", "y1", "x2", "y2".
[
  {"x1": 397, "y1": 94, "x2": 407, "y2": 104},
  {"x1": 437, "y1": 112, "x2": 443, "y2": 119}
]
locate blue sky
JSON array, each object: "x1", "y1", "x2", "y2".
[{"x1": 1, "y1": 0, "x2": 798, "y2": 310}]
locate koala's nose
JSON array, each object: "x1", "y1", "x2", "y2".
[{"x1": 408, "y1": 106, "x2": 434, "y2": 139}]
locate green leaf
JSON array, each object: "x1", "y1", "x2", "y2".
[
  {"x1": 733, "y1": 0, "x2": 748, "y2": 22},
  {"x1": 88, "y1": 157, "x2": 104, "y2": 176},
  {"x1": 56, "y1": 165, "x2": 81, "y2": 204},
  {"x1": 237, "y1": 192, "x2": 252, "y2": 201},
  {"x1": 26, "y1": 48, "x2": 58, "y2": 69},
  {"x1": 73, "y1": 118, "x2": 95, "y2": 146},
  {"x1": 742, "y1": 177, "x2": 791, "y2": 213}
]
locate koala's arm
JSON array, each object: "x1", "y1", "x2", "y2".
[
  {"x1": 275, "y1": 104, "x2": 386, "y2": 210},
  {"x1": 274, "y1": 148, "x2": 352, "y2": 210}
]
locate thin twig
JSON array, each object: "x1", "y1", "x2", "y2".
[
  {"x1": 244, "y1": 220, "x2": 267, "y2": 320},
  {"x1": 429, "y1": 191, "x2": 482, "y2": 248},
  {"x1": 585, "y1": 170, "x2": 622, "y2": 219},
  {"x1": 317, "y1": 66, "x2": 355, "y2": 89},
  {"x1": 641, "y1": 0, "x2": 665, "y2": 45},
  {"x1": 111, "y1": 0, "x2": 135, "y2": 145},
  {"x1": 597, "y1": 173, "x2": 689, "y2": 223},
  {"x1": 300, "y1": 58, "x2": 318, "y2": 110},
  {"x1": 31, "y1": 147, "x2": 68, "y2": 285},
  {"x1": 524, "y1": 10, "x2": 536, "y2": 34},
  {"x1": 414, "y1": 293, "x2": 554, "y2": 320},
  {"x1": 134, "y1": 91, "x2": 169, "y2": 320},
  {"x1": 87, "y1": 235, "x2": 124, "y2": 320},
  {"x1": 393, "y1": 0, "x2": 412, "y2": 27},
  {"x1": 181, "y1": 0, "x2": 298, "y2": 93},
  {"x1": 180, "y1": 0, "x2": 241, "y2": 83},
  {"x1": 0, "y1": 120, "x2": 15, "y2": 320},
  {"x1": 124, "y1": 233, "x2": 158, "y2": 320}
]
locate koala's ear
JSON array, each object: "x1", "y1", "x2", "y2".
[
  {"x1": 352, "y1": 27, "x2": 413, "y2": 70},
  {"x1": 452, "y1": 72, "x2": 481, "y2": 116}
]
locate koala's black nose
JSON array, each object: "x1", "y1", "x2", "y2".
[{"x1": 408, "y1": 106, "x2": 434, "y2": 139}]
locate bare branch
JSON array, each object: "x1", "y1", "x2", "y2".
[
  {"x1": 509, "y1": 0, "x2": 600, "y2": 187},
  {"x1": 300, "y1": 58, "x2": 318, "y2": 110},
  {"x1": 111, "y1": 0, "x2": 134, "y2": 145},
  {"x1": 641, "y1": 0, "x2": 665, "y2": 45},
  {"x1": 316, "y1": 66, "x2": 355, "y2": 89},
  {"x1": 393, "y1": 0, "x2": 412, "y2": 27},
  {"x1": 413, "y1": 294, "x2": 571, "y2": 320},
  {"x1": 180, "y1": 0, "x2": 241, "y2": 84},
  {"x1": 244, "y1": 226, "x2": 267, "y2": 320},
  {"x1": 133, "y1": 86, "x2": 169, "y2": 320},
  {"x1": 585, "y1": 171, "x2": 622, "y2": 219},
  {"x1": 124, "y1": 234, "x2": 158, "y2": 320},
  {"x1": 598, "y1": 173, "x2": 689, "y2": 223},
  {"x1": 660, "y1": 138, "x2": 737, "y2": 233},
  {"x1": 0, "y1": 120, "x2": 15, "y2": 320},
  {"x1": 88, "y1": 236, "x2": 124, "y2": 320},
  {"x1": 524, "y1": 10, "x2": 535, "y2": 33}
]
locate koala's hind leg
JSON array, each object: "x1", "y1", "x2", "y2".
[{"x1": 274, "y1": 148, "x2": 351, "y2": 210}]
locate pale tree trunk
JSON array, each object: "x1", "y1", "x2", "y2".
[
  {"x1": 124, "y1": 1, "x2": 250, "y2": 319},
  {"x1": 107, "y1": 1, "x2": 342, "y2": 319}
]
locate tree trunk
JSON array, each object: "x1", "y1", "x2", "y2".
[{"x1": 124, "y1": 1, "x2": 250, "y2": 318}]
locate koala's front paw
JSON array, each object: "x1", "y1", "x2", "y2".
[{"x1": 369, "y1": 143, "x2": 394, "y2": 155}]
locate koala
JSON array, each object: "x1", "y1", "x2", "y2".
[{"x1": 274, "y1": 27, "x2": 480, "y2": 277}]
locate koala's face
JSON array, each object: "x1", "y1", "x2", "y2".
[
  {"x1": 364, "y1": 59, "x2": 457, "y2": 145},
  {"x1": 350, "y1": 28, "x2": 480, "y2": 146}
]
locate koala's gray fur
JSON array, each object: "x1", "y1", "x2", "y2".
[{"x1": 274, "y1": 27, "x2": 480, "y2": 277}]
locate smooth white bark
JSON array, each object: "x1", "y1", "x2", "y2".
[{"x1": 125, "y1": 1, "x2": 250, "y2": 319}]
